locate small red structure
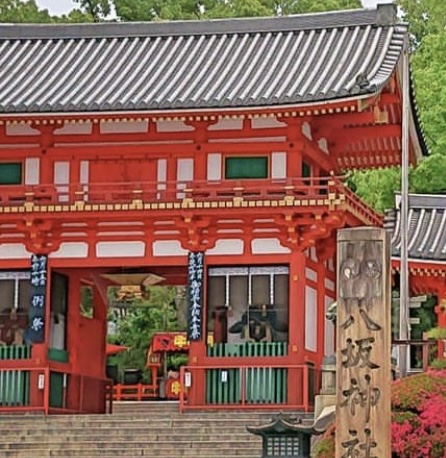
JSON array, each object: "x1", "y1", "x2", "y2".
[{"x1": 112, "y1": 332, "x2": 190, "y2": 401}]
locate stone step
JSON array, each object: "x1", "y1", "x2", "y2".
[
  {"x1": 0, "y1": 432, "x2": 259, "y2": 443},
  {"x1": 0, "y1": 439, "x2": 261, "y2": 450},
  {"x1": 1, "y1": 450, "x2": 260, "y2": 458},
  {"x1": 0, "y1": 402, "x2": 303, "y2": 457},
  {"x1": 0, "y1": 419, "x2": 270, "y2": 429}
]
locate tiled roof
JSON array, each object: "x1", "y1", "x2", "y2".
[
  {"x1": 0, "y1": 5, "x2": 406, "y2": 114},
  {"x1": 385, "y1": 194, "x2": 446, "y2": 262}
]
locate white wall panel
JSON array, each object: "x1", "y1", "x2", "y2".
[
  {"x1": 25, "y1": 158, "x2": 40, "y2": 185},
  {"x1": 51, "y1": 242, "x2": 89, "y2": 258},
  {"x1": 0, "y1": 244, "x2": 31, "y2": 259},
  {"x1": 305, "y1": 286, "x2": 318, "y2": 352},
  {"x1": 271, "y1": 152, "x2": 286, "y2": 179},
  {"x1": 207, "y1": 239, "x2": 244, "y2": 255},
  {"x1": 207, "y1": 153, "x2": 222, "y2": 181},
  {"x1": 251, "y1": 238, "x2": 290, "y2": 254},
  {"x1": 306, "y1": 267, "x2": 317, "y2": 283},
  {"x1": 100, "y1": 120, "x2": 148, "y2": 133},
  {"x1": 153, "y1": 241, "x2": 188, "y2": 257},
  {"x1": 96, "y1": 241, "x2": 145, "y2": 257}
]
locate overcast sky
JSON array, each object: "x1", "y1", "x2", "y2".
[{"x1": 36, "y1": 0, "x2": 391, "y2": 16}]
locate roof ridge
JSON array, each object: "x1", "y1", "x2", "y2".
[{"x1": 0, "y1": 6, "x2": 394, "y2": 40}]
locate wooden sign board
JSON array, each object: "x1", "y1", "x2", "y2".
[
  {"x1": 336, "y1": 228, "x2": 391, "y2": 458},
  {"x1": 187, "y1": 251, "x2": 204, "y2": 341}
]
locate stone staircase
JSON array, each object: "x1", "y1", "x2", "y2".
[{"x1": 0, "y1": 402, "x2": 306, "y2": 458}]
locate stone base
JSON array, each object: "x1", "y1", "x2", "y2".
[{"x1": 314, "y1": 394, "x2": 337, "y2": 419}]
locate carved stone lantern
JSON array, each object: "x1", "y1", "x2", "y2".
[{"x1": 247, "y1": 413, "x2": 328, "y2": 458}]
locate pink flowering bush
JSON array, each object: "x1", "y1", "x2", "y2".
[{"x1": 313, "y1": 371, "x2": 446, "y2": 458}]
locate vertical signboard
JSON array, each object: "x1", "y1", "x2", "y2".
[
  {"x1": 187, "y1": 251, "x2": 204, "y2": 341},
  {"x1": 336, "y1": 228, "x2": 391, "y2": 458},
  {"x1": 28, "y1": 254, "x2": 48, "y2": 344}
]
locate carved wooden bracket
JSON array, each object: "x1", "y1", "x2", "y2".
[
  {"x1": 177, "y1": 214, "x2": 217, "y2": 252},
  {"x1": 276, "y1": 212, "x2": 345, "y2": 252},
  {"x1": 31, "y1": 124, "x2": 58, "y2": 148},
  {"x1": 16, "y1": 218, "x2": 61, "y2": 255}
]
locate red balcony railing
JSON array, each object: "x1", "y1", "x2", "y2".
[{"x1": 0, "y1": 176, "x2": 382, "y2": 224}]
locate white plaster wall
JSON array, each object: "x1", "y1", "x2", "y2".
[
  {"x1": 55, "y1": 122, "x2": 92, "y2": 135},
  {"x1": 51, "y1": 242, "x2": 89, "y2": 258},
  {"x1": 325, "y1": 278, "x2": 335, "y2": 292},
  {"x1": 96, "y1": 241, "x2": 145, "y2": 257},
  {"x1": 6, "y1": 124, "x2": 39, "y2": 136},
  {"x1": 207, "y1": 239, "x2": 244, "y2": 255},
  {"x1": 318, "y1": 138, "x2": 329, "y2": 154},
  {"x1": 324, "y1": 295, "x2": 335, "y2": 356},
  {"x1": 251, "y1": 238, "x2": 290, "y2": 254},
  {"x1": 0, "y1": 244, "x2": 31, "y2": 259},
  {"x1": 306, "y1": 267, "x2": 317, "y2": 283},
  {"x1": 54, "y1": 162, "x2": 69, "y2": 185},
  {"x1": 54, "y1": 161, "x2": 70, "y2": 202},
  {"x1": 25, "y1": 158, "x2": 40, "y2": 185},
  {"x1": 302, "y1": 122, "x2": 312, "y2": 140},
  {"x1": 157, "y1": 121, "x2": 194, "y2": 132},
  {"x1": 152, "y1": 240, "x2": 188, "y2": 257},
  {"x1": 208, "y1": 118, "x2": 243, "y2": 131},
  {"x1": 177, "y1": 158, "x2": 194, "y2": 198},
  {"x1": 207, "y1": 153, "x2": 222, "y2": 181},
  {"x1": 271, "y1": 152, "x2": 286, "y2": 179},
  {"x1": 305, "y1": 286, "x2": 318, "y2": 352},
  {"x1": 80, "y1": 161, "x2": 89, "y2": 184},
  {"x1": 100, "y1": 120, "x2": 148, "y2": 134},
  {"x1": 157, "y1": 158, "x2": 167, "y2": 193},
  {"x1": 251, "y1": 116, "x2": 286, "y2": 129}
]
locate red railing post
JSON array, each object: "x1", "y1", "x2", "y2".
[
  {"x1": 303, "y1": 365, "x2": 309, "y2": 413},
  {"x1": 43, "y1": 367, "x2": 50, "y2": 415},
  {"x1": 79, "y1": 375, "x2": 84, "y2": 414},
  {"x1": 179, "y1": 366, "x2": 185, "y2": 414}
]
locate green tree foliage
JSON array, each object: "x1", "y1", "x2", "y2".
[
  {"x1": 110, "y1": 0, "x2": 361, "y2": 22},
  {"x1": 411, "y1": 31, "x2": 446, "y2": 158},
  {"x1": 108, "y1": 286, "x2": 181, "y2": 378},
  {"x1": 352, "y1": 0, "x2": 446, "y2": 210},
  {"x1": 0, "y1": 0, "x2": 54, "y2": 22},
  {"x1": 74, "y1": 0, "x2": 111, "y2": 21},
  {"x1": 350, "y1": 167, "x2": 402, "y2": 213},
  {"x1": 397, "y1": 0, "x2": 446, "y2": 44},
  {"x1": 0, "y1": 0, "x2": 94, "y2": 23}
]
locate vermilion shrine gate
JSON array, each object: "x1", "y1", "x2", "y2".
[{"x1": 0, "y1": 4, "x2": 427, "y2": 413}]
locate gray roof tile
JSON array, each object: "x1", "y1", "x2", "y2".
[
  {"x1": 0, "y1": 5, "x2": 406, "y2": 114},
  {"x1": 385, "y1": 194, "x2": 446, "y2": 262}
]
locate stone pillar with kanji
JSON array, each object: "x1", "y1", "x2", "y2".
[{"x1": 335, "y1": 227, "x2": 391, "y2": 458}]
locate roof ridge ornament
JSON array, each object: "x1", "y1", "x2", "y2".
[{"x1": 376, "y1": 3, "x2": 398, "y2": 26}]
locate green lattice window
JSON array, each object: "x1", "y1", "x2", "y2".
[
  {"x1": 302, "y1": 161, "x2": 311, "y2": 178},
  {"x1": 225, "y1": 156, "x2": 268, "y2": 179},
  {"x1": 0, "y1": 162, "x2": 22, "y2": 185}
]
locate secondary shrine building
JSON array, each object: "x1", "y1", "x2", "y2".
[{"x1": 0, "y1": 4, "x2": 426, "y2": 413}]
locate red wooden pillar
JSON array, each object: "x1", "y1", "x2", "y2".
[
  {"x1": 316, "y1": 261, "x2": 326, "y2": 369},
  {"x1": 287, "y1": 250, "x2": 306, "y2": 406},
  {"x1": 186, "y1": 251, "x2": 207, "y2": 407},
  {"x1": 285, "y1": 119, "x2": 303, "y2": 180},
  {"x1": 29, "y1": 258, "x2": 51, "y2": 411},
  {"x1": 194, "y1": 151, "x2": 207, "y2": 182},
  {"x1": 166, "y1": 156, "x2": 177, "y2": 195},
  {"x1": 66, "y1": 271, "x2": 82, "y2": 411}
]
